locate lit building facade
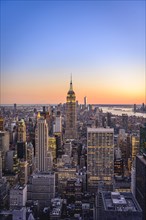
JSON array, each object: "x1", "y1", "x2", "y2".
[
  {"x1": 17, "y1": 119, "x2": 26, "y2": 142},
  {"x1": 65, "y1": 77, "x2": 77, "y2": 140},
  {"x1": 27, "y1": 142, "x2": 34, "y2": 176},
  {"x1": 35, "y1": 118, "x2": 49, "y2": 172},
  {"x1": 0, "y1": 116, "x2": 4, "y2": 131},
  {"x1": 19, "y1": 160, "x2": 28, "y2": 185},
  {"x1": 17, "y1": 119, "x2": 27, "y2": 163},
  {"x1": 87, "y1": 127, "x2": 114, "y2": 192},
  {"x1": 131, "y1": 135, "x2": 139, "y2": 162},
  {"x1": 114, "y1": 148, "x2": 124, "y2": 178},
  {"x1": 48, "y1": 136, "x2": 56, "y2": 161}
]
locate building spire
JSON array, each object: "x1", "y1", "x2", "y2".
[{"x1": 70, "y1": 73, "x2": 73, "y2": 91}]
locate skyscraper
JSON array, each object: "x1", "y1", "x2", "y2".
[
  {"x1": 35, "y1": 118, "x2": 50, "y2": 172},
  {"x1": 65, "y1": 77, "x2": 77, "y2": 140},
  {"x1": 131, "y1": 135, "x2": 139, "y2": 162},
  {"x1": 17, "y1": 119, "x2": 26, "y2": 142},
  {"x1": 122, "y1": 114, "x2": 128, "y2": 132},
  {"x1": 136, "y1": 155, "x2": 146, "y2": 220},
  {"x1": 107, "y1": 112, "x2": 112, "y2": 127},
  {"x1": 87, "y1": 127, "x2": 114, "y2": 192},
  {"x1": 17, "y1": 119, "x2": 27, "y2": 160},
  {"x1": 0, "y1": 131, "x2": 9, "y2": 171},
  {"x1": 53, "y1": 111, "x2": 62, "y2": 133},
  {"x1": 140, "y1": 123, "x2": 146, "y2": 155},
  {"x1": 0, "y1": 151, "x2": 2, "y2": 179},
  {"x1": 0, "y1": 116, "x2": 4, "y2": 131},
  {"x1": 14, "y1": 103, "x2": 17, "y2": 114},
  {"x1": 84, "y1": 96, "x2": 87, "y2": 108}
]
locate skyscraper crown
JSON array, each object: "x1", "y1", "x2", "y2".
[{"x1": 68, "y1": 74, "x2": 75, "y2": 95}]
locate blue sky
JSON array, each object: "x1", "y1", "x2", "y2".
[{"x1": 1, "y1": 0, "x2": 145, "y2": 104}]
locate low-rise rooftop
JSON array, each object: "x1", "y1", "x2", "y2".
[{"x1": 102, "y1": 192, "x2": 142, "y2": 212}]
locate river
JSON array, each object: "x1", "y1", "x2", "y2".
[{"x1": 100, "y1": 107, "x2": 146, "y2": 118}]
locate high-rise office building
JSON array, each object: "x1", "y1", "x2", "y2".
[
  {"x1": 43, "y1": 106, "x2": 46, "y2": 113},
  {"x1": 53, "y1": 111, "x2": 62, "y2": 133},
  {"x1": 48, "y1": 136, "x2": 56, "y2": 161},
  {"x1": 107, "y1": 112, "x2": 112, "y2": 127},
  {"x1": 131, "y1": 135, "x2": 139, "y2": 162},
  {"x1": 84, "y1": 96, "x2": 87, "y2": 108},
  {"x1": 139, "y1": 123, "x2": 146, "y2": 155},
  {"x1": 87, "y1": 127, "x2": 114, "y2": 192},
  {"x1": 55, "y1": 133, "x2": 62, "y2": 158},
  {"x1": 27, "y1": 142, "x2": 34, "y2": 175},
  {"x1": 19, "y1": 160, "x2": 28, "y2": 185},
  {"x1": 14, "y1": 103, "x2": 17, "y2": 114},
  {"x1": 114, "y1": 148, "x2": 124, "y2": 178},
  {"x1": 122, "y1": 114, "x2": 128, "y2": 132},
  {"x1": 17, "y1": 119, "x2": 26, "y2": 142},
  {"x1": 0, "y1": 151, "x2": 2, "y2": 179},
  {"x1": 0, "y1": 116, "x2": 4, "y2": 131},
  {"x1": 141, "y1": 103, "x2": 145, "y2": 112},
  {"x1": 0, "y1": 131, "x2": 9, "y2": 171},
  {"x1": 134, "y1": 104, "x2": 137, "y2": 112},
  {"x1": 65, "y1": 77, "x2": 77, "y2": 140},
  {"x1": 118, "y1": 129, "x2": 130, "y2": 167},
  {"x1": 17, "y1": 142, "x2": 27, "y2": 160},
  {"x1": 136, "y1": 155, "x2": 146, "y2": 220},
  {"x1": 27, "y1": 172, "x2": 55, "y2": 208},
  {"x1": 16, "y1": 119, "x2": 28, "y2": 185},
  {"x1": 5, "y1": 150, "x2": 16, "y2": 173},
  {"x1": 0, "y1": 177, "x2": 9, "y2": 209},
  {"x1": 35, "y1": 118, "x2": 50, "y2": 172}
]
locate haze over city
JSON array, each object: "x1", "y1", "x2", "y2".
[{"x1": 1, "y1": 0, "x2": 145, "y2": 104}]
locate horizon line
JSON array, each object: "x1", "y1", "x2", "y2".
[{"x1": 0, "y1": 103, "x2": 144, "y2": 106}]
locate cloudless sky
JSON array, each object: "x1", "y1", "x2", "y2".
[{"x1": 1, "y1": 0, "x2": 145, "y2": 104}]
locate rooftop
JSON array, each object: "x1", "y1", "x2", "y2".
[
  {"x1": 50, "y1": 198, "x2": 63, "y2": 217},
  {"x1": 32, "y1": 171, "x2": 54, "y2": 178},
  {"x1": 102, "y1": 192, "x2": 142, "y2": 212},
  {"x1": 13, "y1": 184, "x2": 26, "y2": 190},
  {"x1": 87, "y1": 127, "x2": 114, "y2": 133}
]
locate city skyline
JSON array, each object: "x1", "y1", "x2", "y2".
[{"x1": 1, "y1": 0, "x2": 145, "y2": 105}]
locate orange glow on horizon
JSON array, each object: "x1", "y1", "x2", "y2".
[
  {"x1": 1, "y1": 87, "x2": 144, "y2": 105},
  {"x1": 1, "y1": 67, "x2": 145, "y2": 105}
]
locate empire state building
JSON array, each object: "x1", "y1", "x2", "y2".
[{"x1": 65, "y1": 77, "x2": 77, "y2": 140}]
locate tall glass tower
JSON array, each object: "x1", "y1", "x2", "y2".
[{"x1": 65, "y1": 77, "x2": 77, "y2": 140}]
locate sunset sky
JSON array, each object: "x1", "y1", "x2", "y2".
[{"x1": 1, "y1": 0, "x2": 145, "y2": 104}]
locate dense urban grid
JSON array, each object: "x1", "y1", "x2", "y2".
[{"x1": 0, "y1": 79, "x2": 146, "y2": 220}]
